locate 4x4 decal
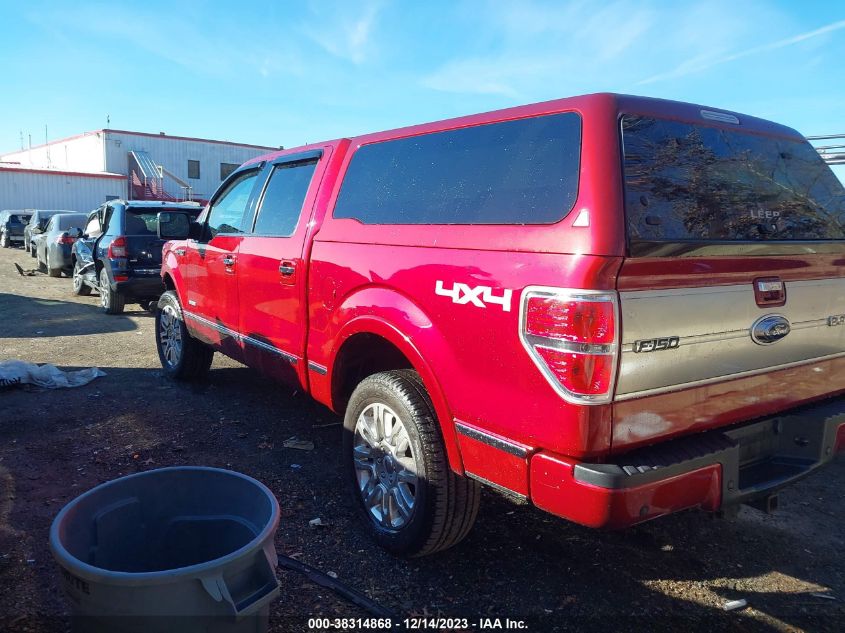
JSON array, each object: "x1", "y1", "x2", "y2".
[{"x1": 435, "y1": 280, "x2": 513, "y2": 312}]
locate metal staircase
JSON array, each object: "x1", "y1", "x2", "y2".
[{"x1": 127, "y1": 151, "x2": 205, "y2": 202}]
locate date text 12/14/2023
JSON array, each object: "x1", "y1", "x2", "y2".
[{"x1": 307, "y1": 617, "x2": 528, "y2": 630}]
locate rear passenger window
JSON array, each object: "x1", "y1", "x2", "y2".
[
  {"x1": 252, "y1": 160, "x2": 318, "y2": 236},
  {"x1": 206, "y1": 171, "x2": 259, "y2": 238},
  {"x1": 333, "y1": 112, "x2": 581, "y2": 225}
]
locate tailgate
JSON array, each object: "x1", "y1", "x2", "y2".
[
  {"x1": 613, "y1": 112, "x2": 845, "y2": 450},
  {"x1": 124, "y1": 207, "x2": 199, "y2": 269},
  {"x1": 617, "y1": 268, "x2": 845, "y2": 398},
  {"x1": 126, "y1": 236, "x2": 166, "y2": 268}
]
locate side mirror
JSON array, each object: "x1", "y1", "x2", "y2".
[
  {"x1": 157, "y1": 212, "x2": 192, "y2": 240},
  {"x1": 75, "y1": 228, "x2": 84, "y2": 238}
]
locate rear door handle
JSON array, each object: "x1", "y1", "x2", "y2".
[
  {"x1": 279, "y1": 260, "x2": 298, "y2": 285},
  {"x1": 222, "y1": 254, "x2": 236, "y2": 270}
]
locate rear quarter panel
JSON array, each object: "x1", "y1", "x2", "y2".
[{"x1": 308, "y1": 94, "x2": 628, "y2": 488}]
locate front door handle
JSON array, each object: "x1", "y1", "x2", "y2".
[{"x1": 222, "y1": 254, "x2": 236, "y2": 266}]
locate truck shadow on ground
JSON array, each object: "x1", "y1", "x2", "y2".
[
  {"x1": 0, "y1": 293, "x2": 137, "y2": 338},
  {"x1": 0, "y1": 365, "x2": 841, "y2": 633}
]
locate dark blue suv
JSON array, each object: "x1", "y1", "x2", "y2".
[{"x1": 71, "y1": 200, "x2": 202, "y2": 314}]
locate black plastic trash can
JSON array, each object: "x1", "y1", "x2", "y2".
[{"x1": 50, "y1": 466, "x2": 281, "y2": 633}]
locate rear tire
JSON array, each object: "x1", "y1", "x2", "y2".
[
  {"x1": 99, "y1": 268, "x2": 125, "y2": 314},
  {"x1": 156, "y1": 290, "x2": 213, "y2": 381},
  {"x1": 72, "y1": 262, "x2": 91, "y2": 295},
  {"x1": 30, "y1": 244, "x2": 36, "y2": 258},
  {"x1": 344, "y1": 369, "x2": 480, "y2": 557},
  {"x1": 48, "y1": 266, "x2": 63, "y2": 278}
]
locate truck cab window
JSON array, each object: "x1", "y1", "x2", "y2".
[
  {"x1": 205, "y1": 171, "x2": 259, "y2": 239},
  {"x1": 252, "y1": 160, "x2": 318, "y2": 236}
]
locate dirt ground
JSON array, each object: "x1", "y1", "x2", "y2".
[{"x1": 0, "y1": 244, "x2": 843, "y2": 633}]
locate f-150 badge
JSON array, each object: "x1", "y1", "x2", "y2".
[
  {"x1": 633, "y1": 337, "x2": 680, "y2": 353},
  {"x1": 435, "y1": 280, "x2": 513, "y2": 312}
]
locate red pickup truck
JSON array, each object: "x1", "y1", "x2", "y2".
[{"x1": 156, "y1": 93, "x2": 845, "y2": 557}]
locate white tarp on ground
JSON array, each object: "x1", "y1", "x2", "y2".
[{"x1": 0, "y1": 360, "x2": 105, "y2": 389}]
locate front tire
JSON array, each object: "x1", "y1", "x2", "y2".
[
  {"x1": 344, "y1": 370, "x2": 480, "y2": 557},
  {"x1": 72, "y1": 262, "x2": 91, "y2": 295},
  {"x1": 99, "y1": 268, "x2": 125, "y2": 314},
  {"x1": 156, "y1": 290, "x2": 213, "y2": 380}
]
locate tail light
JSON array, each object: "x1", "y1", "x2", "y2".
[
  {"x1": 519, "y1": 287, "x2": 619, "y2": 404},
  {"x1": 108, "y1": 236, "x2": 127, "y2": 258},
  {"x1": 55, "y1": 233, "x2": 76, "y2": 245}
]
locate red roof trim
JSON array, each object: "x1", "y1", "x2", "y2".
[
  {"x1": 104, "y1": 129, "x2": 277, "y2": 151},
  {"x1": 0, "y1": 131, "x2": 100, "y2": 155},
  {"x1": 0, "y1": 167, "x2": 127, "y2": 180},
  {"x1": 2, "y1": 129, "x2": 276, "y2": 156}
]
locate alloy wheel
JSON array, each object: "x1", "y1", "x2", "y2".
[
  {"x1": 353, "y1": 403, "x2": 418, "y2": 530},
  {"x1": 73, "y1": 265, "x2": 83, "y2": 292},
  {"x1": 99, "y1": 271, "x2": 109, "y2": 309},
  {"x1": 158, "y1": 305, "x2": 183, "y2": 367}
]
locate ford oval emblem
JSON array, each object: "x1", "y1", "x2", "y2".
[{"x1": 750, "y1": 314, "x2": 791, "y2": 345}]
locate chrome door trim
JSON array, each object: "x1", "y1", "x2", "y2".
[
  {"x1": 183, "y1": 311, "x2": 299, "y2": 365},
  {"x1": 307, "y1": 361, "x2": 328, "y2": 375}
]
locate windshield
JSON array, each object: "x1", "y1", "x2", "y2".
[{"x1": 621, "y1": 115, "x2": 845, "y2": 245}]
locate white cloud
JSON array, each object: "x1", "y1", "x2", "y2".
[
  {"x1": 421, "y1": 0, "x2": 656, "y2": 97},
  {"x1": 303, "y1": 0, "x2": 384, "y2": 64},
  {"x1": 639, "y1": 18, "x2": 845, "y2": 85}
]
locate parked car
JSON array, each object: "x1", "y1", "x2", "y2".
[
  {"x1": 25, "y1": 210, "x2": 74, "y2": 255},
  {"x1": 156, "y1": 93, "x2": 845, "y2": 557},
  {"x1": 0, "y1": 210, "x2": 33, "y2": 248},
  {"x1": 71, "y1": 200, "x2": 202, "y2": 313},
  {"x1": 34, "y1": 213, "x2": 87, "y2": 277}
]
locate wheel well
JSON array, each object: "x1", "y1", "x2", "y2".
[
  {"x1": 162, "y1": 273, "x2": 175, "y2": 291},
  {"x1": 331, "y1": 333, "x2": 414, "y2": 413}
]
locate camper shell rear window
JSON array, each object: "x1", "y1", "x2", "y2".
[{"x1": 621, "y1": 115, "x2": 845, "y2": 249}]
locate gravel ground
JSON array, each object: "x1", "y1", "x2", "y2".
[{"x1": 0, "y1": 244, "x2": 843, "y2": 633}]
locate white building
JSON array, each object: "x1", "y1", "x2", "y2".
[{"x1": 0, "y1": 129, "x2": 277, "y2": 211}]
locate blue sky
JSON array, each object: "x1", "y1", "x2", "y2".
[{"x1": 0, "y1": 0, "x2": 843, "y2": 178}]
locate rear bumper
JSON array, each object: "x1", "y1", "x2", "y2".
[
  {"x1": 530, "y1": 398, "x2": 845, "y2": 529},
  {"x1": 48, "y1": 245, "x2": 73, "y2": 270},
  {"x1": 114, "y1": 275, "x2": 164, "y2": 300}
]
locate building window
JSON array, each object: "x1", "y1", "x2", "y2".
[
  {"x1": 220, "y1": 162, "x2": 239, "y2": 181},
  {"x1": 188, "y1": 160, "x2": 201, "y2": 180}
]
